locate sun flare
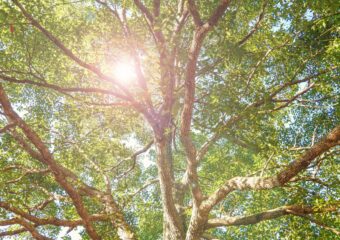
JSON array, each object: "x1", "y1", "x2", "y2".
[{"x1": 112, "y1": 61, "x2": 137, "y2": 84}]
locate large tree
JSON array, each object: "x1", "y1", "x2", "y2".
[{"x1": 0, "y1": 0, "x2": 339, "y2": 239}]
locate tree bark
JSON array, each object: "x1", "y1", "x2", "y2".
[
  {"x1": 101, "y1": 195, "x2": 136, "y2": 240},
  {"x1": 155, "y1": 135, "x2": 185, "y2": 240},
  {"x1": 185, "y1": 206, "x2": 209, "y2": 240}
]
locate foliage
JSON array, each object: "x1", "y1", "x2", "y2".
[{"x1": 0, "y1": 0, "x2": 339, "y2": 239}]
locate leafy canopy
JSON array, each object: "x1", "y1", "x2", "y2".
[{"x1": 0, "y1": 0, "x2": 339, "y2": 239}]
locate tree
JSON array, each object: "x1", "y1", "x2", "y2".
[{"x1": 0, "y1": 0, "x2": 339, "y2": 239}]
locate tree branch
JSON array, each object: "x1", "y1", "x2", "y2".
[
  {"x1": 206, "y1": 204, "x2": 338, "y2": 229},
  {"x1": 180, "y1": 0, "x2": 232, "y2": 203},
  {"x1": 272, "y1": 82, "x2": 315, "y2": 111},
  {"x1": 0, "y1": 227, "x2": 27, "y2": 237},
  {"x1": 133, "y1": 0, "x2": 154, "y2": 24},
  {"x1": 187, "y1": 0, "x2": 203, "y2": 26},
  {"x1": 0, "y1": 122, "x2": 16, "y2": 134},
  {"x1": 12, "y1": 0, "x2": 136, "y2": 102},
  {"x1": 16, "y1": 218, "x2": 52, "y2": 240},
  {"x1": 153, "y1": 0, "x2": 160, "y2": 18},
  {"x1": 0, "y1": 200, "x2": 108, "y2": 228},
  {"x1": 0, "y1": 73, "x2": 129, "y2": 100},
  {"x1": 298, "y1": 214, "x2": 340, "y2": 235},
  {"x1": 201, "y1": 125, "x2": 340, "y2": 212},
  {"x1": 237, "y1": 0, "x2": 267, "y2": 47},
  {"x1": 0, "y1": 83, "x2": 101, "y2": 240},
  {"x1": 182, "y1": 2, "x2": 232, "y2": 238},
  {"x1": 195, "y1": 67, "x2": 337, "y2": 164},
  {"x1": 207, "y1": 0, "x2": 231, "y2": 28}
]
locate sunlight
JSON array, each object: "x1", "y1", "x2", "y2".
[{"x1": 111, "y1": 60, "x2": 137, "y2": 84}]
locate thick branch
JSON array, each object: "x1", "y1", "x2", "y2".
[
  {"x1": 16, "y1": 218, "x2": 52, "y2": 240},
  {"x1": 133, "y1": 0, "x2": 154, "y2": 24},
  {"x1": 153, "y1": 0, "x2": 160, "y2": 17},
  {"x1": 187, "y1": 0, "x2": 203, "y2": 26},
  {"x1": 183, "y1": 2, "x2": 232, "y2": 239},
  {"x1": 202, "y1": 125, "x2": 340, "y2": 212},
  {"x1": 206, "y1": 204, "x2": 338, "y2": 228},
  {"x1": 0, "y1": 228, "x2": 27, "y2": 237},
  {"x1": 207, "y1": 0, "x2": 231, "y2": 27},
  {"x1": 0, "y1": 200, "x2": 108, "y2": 228},
  {"x1": 0, "y1": 83, "x2": 101, "y2": 240}
]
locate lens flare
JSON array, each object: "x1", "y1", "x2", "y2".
[{"x1": 112, "y1": 61, "x2": 137, "y2": 84}]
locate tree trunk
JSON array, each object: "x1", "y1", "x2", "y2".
[
  {"x1": 102, "y1": 195, "x2": 136, "y2": 240},
  {"x1": 155, "y1": 135, "x2": 185, "y2": 240},
  {"x1": 184, "y1": 205, "x2": 209, "y2": 240}
]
